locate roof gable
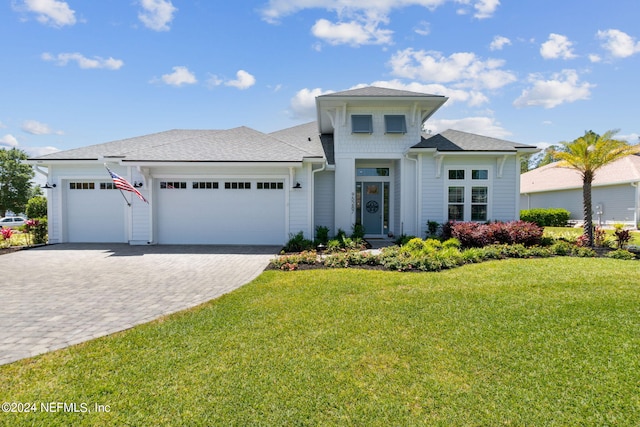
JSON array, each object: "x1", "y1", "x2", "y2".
[
  {"x1": 413, "y1": 129, "x2": 537, "y2": 152},
  {"x1": 318, "y1": 86, "x2": 443, "y2": 98}
]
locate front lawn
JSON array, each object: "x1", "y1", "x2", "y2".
[{"x1": 1, "y1": 258, "x2": 639, "y2": 426}]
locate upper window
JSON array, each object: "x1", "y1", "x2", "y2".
[
  {"x1": 384, "y1": 115, "x2": 407, "y2": 134},
  {"x1": 69, "y1": 182, "x2": 95, "y2": 190},
  {"x1": 357, "y1": 168, "x2": 390, "y2": 177},
  {"x1": 472, "y1": 169, "x2": 488, "y2": 180},
  {"x1": 448, "y1": 170, "x2": 465, "y2": 180},
  {"x1": 160, "y1": 182, "x2": 186, "y2": 189},
  {"x1": 352, "y1": 115, "x2": 373, "y2": 134}
]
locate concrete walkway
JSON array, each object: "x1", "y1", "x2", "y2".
[{"x1": 0, "y1": 244, "x2": 278, "y2": 366}]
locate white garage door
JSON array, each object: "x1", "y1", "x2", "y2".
[
  {"x1": 65, "y1": 181, "x2": 127, "y2": 243},
  {"x1": 156, "y1": 179, "x2": 286, "y2": 245}
]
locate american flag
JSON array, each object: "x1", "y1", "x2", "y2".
[{"x1": 105, "y1": 166, "x2": 148, "y2": 203}]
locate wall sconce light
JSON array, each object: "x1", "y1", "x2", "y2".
[
  {"x1": 133, "y1": 181, "x2": 143, "y2": 188},
  {"x1": 42, "y1": 182, "x2": 56, "y2": 189},
  {"x1": 293, "y1": 182, "x2": 301, "y2": 189}
]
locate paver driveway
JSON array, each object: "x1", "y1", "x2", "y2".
[{"x1": 0, "y1": 243, "x2": 278, "y2": 366}]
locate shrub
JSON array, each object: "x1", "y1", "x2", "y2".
[
  {"x1": 351, "y1": 223, "x2": 366, "y2": 239},
  {"x1": 271, "y1": 250, "x2": 318, "y2": 270},
  {"x1": 449, "y1": 221, "x2": 542, "y2": 248},
  {"x1": 606, "y1": 249, "x2": 636, "y2": 260},
  {"x1": 283, "y1": 231, "x2": 314, "y2": 252},
  {"x1": 26, "y1": 196, "x2": 47, "y2": 219},
  {"x1": 31, "y1": 217, "x2": 48, "y2": 245},
  {"x1": 426, "y1": 220, "x2": 440, "y2": 237},
  {"x1": 442, "y1": 238, "x2": 461, "y2": 249},
  {"x1": 572, "y1": 246, "x2": 596, "y2": 257},
  {"x1": 550, "y1": 241, "x2": 573, "y2": 256},
  {"x1": 520, "y1": 208, "x2": 571, "y2": 227},
  {"x1": 614, "y1": 228, "x2": 632, "y2": 249},
  {"x1": 395, "y1": 234, "x2": 416, "y2": 246},
  {"x1": 315, "y1": 226, "x2": 330, "y2": 245},
  {"x1": 323, "y1": 250, "x2": 379, "y2": 268}
]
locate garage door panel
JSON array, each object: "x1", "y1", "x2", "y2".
[
  {"x1": 65, "y1": 181, "x2": 127, "y2": 243},
  {"x1": 156, "y1": 180, "x2": 285, "y2": 245}
]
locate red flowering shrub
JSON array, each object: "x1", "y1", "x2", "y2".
[{"x1": 450, "y1": 221, "x2": 543, "y2": 248}]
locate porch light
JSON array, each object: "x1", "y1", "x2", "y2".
[
  {"x1": 42, "y1": 182, "x2": 56, "y2": 189},
  {"x1": 293, "y1": 182, "x2": 302, "y2": 189}
]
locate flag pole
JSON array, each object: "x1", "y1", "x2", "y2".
[{"x1": 105, "y1": 164, "x2": 132, "y2": 207}]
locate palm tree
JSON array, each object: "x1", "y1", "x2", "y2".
[{"x1": 552, "y1": 130, "x2": 640, "y2": 246}]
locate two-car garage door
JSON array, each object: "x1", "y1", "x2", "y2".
[
  {"x1": 155, "y1": 179, "x2": 286, "y2": 245},
  {"x1": 63, "y1": 178, "x2": 287, "y2": 244}
]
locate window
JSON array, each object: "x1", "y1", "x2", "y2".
[
  {"x1": 472, "y1": 169, "x2": 488, "y2": 180},
  {"x1": 357, "y1": 168, "x2": 390, "y2": 177},
  {"x1": 448, "y1": 170, "x2": 465, "y2": 180},
  {"x1": 193, "y1": 181, "x2": 219, "y2": 189},
  {"x1": 384, "y1": 115, "x2": 407, "y2": 134},
  {"x1": 471, "y1": 187, "x2": 488, "y2": 221},
  {"x1": 257, "y1": 182, "x2": 283, "y2": 190},
  {"x1": 352, "y1": 115, "x2": 373, "y2": 134},
  {"x1": 446, "y1": 168, "x2": 490, "y2": 222},
  {"x1": 69, "y1": 182, "x2": 95, "y2": 190},
  {"x1": 448, "y1": 187, "x2": 464, "y2": 221},
  {"x1": 224, "y1": 182, "x2": 251, "y2": 189},
  {"x1": 160, "y1": 181, "x2": 186, "y2": 189},
  {"x1": 100, "y1": 182, "x2": 116, "y2": 190}
]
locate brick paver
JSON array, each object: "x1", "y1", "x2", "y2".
[{"x1": 0, "y1": 244, "x2": 278, "y2": 366}]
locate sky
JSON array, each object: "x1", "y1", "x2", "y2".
[{"x1": 2, "y1": 0, "x2": 640, "y2": 160}]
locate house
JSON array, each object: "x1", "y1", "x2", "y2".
[
  {"x1": 520, "y1": 155, "x2": 640, "y2": 228},
  {"x1": 30, "y1": 86, "x2": 538, "y2": 245}
]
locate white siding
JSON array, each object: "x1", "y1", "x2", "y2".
[{"x1": 314, "y1": 170, "x2": 335, "y2": 236}]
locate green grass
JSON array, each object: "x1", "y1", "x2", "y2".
[
  {"x1": 1, "y1": 258, "x2": 639, "y2": 425},
  {"x1": 545, "y1": 226, "x2": 640, "y2": 245}
]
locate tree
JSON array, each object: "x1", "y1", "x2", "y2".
[
  {"x1": 0, "y1": 148, "x2": 35, "y2": 216},
  {"x1": 26, "y1": 195, "x2": 47, "y2": 219},
  {"x1": 551, "y1": 130, "x2": 640, "y2": 246}
]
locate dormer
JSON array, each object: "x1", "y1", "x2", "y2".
[{"x1": 316, "y1": 86, "x2": 448, "y2": 135}]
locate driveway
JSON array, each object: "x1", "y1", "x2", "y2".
[{"x1": 0, "y1": 243, "x2": 279, "y2": 366}]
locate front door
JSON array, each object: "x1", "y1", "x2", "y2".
[{"x1": 362, "y1": 182, "x2": 383, "y2": 235}]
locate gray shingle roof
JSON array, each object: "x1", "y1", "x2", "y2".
[
  {"x1": 269, "y1": 121, "x2": 334, "y2": 165},
  {"x1": 31, "y1": 126, "x2": 324, "y2": 163},
  {"x1": 413, "y1": 129, "x2": 537, "y2": 152},
  {"x1": 318, "y1": 86, "x2": 444, "y2": 98}
]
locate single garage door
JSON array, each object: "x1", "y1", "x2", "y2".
[
  {"x1": 156, "y1": 179, "x2": 286, "y2": 244},
  {"x1": 65, "y1": 181, "x2": 127, "y2": 242}
]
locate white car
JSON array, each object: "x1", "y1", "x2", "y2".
[{"x1": 0, "y1": 217, "x2": 27, "y2": 228}]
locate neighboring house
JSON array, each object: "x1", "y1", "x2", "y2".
[
  {"x1": 29, "y1": 86, "x2": 538, "y2": 245},
  {"x1": 520, "y1": 154, "x2": 640, "y2": 227}
]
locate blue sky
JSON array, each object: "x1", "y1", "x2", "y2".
[{"x1": 2, "y1": 0, "x2": 640, "y2": 158}]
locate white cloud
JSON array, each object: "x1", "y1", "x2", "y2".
[
  {"x1": 205, "y1": 70, "x2": 257, "y2": 90},
  {"x1": 0, "y1": 134, "x2": 19, "y2": 148},
  {"x1": 513, "y1": 69, "x2": 594, "y2": 109},
  {"x1": 388, "y1": 48, "x2": 516, "y2": 90},
  {"x1": 225, "y1": 70, "x2": 256, "y2": 90},
  {"x1": 289, "y1": 87, "x2": 335, "y2": 119},
  {"x1": 597, "y1": 29, "x2": 640, "y2": 58},
  {"x1": 540, "y1": 33, "x2": 577, "y2": 60},
  {"x1": 588, "y1": 54, "x2": 602, "y2": 63},
  {"x1": 489, "y1": 35, "x2": 511, "y2": 51},
  {"x1": 138, "y1": 0, "x2": 177, "y2": 31},
  {"x1": 21, "y1": 120, "x2": 63, "y2": 135},
  {"x1": 156, "y1": 66, "x2": 197, "y2": 87},
  {"x1": 473, "y1": 0, "x2": 500, "y2": 19},
  {"x1": 414, "y1": 21, "x2": 430, "y2": 36},
  {"x1": 311, "y1": 18, "x2": 393, "y2": 46},
  {"x1": 619, "y1": 132, "x2": 640, "y2": 144},
  {"x1": 41, "y1": 52, "x2": 124, "y2": 70},
  {"x1": 261, "y1": 1, "x2": 499, "y2": 46},
  {"x1": 424, "y1": 116, "x2": 511, "y2": 139},
  {"x1": 21, "y1": 0, "x2": 76, "y2": 27}
]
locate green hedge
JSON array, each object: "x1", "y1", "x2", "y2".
[{"x1": 520, "y1": 208, "x2": 571, "y2": 227}]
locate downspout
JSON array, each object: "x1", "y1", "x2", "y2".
[{"x1": 404, "y1": 152, "x2": 419, "y2": 237}]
